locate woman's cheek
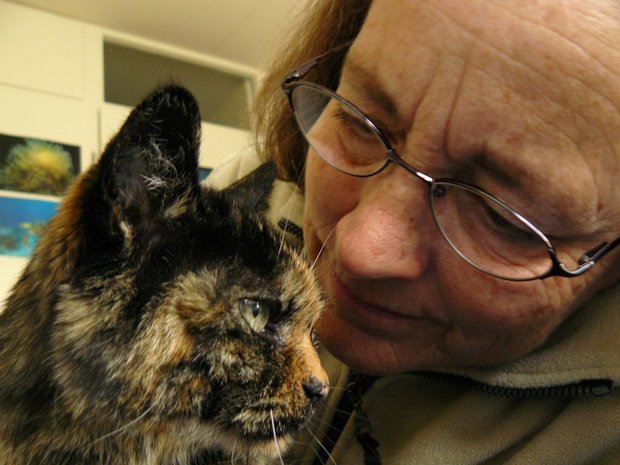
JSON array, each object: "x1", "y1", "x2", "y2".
[{"x1": 304, "y1": 152, "x2": 357, "y2": 233}]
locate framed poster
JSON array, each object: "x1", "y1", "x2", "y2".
[
  {"x1": 0, "y1": 192, "x2": 58, "y2": 257},
  {"x1": 0, "y1": 133, "x2": 80, "y2": 258},
  {"x1": 0, "y1": 86, "x2": 94, "y2": 307},
  {"x1": 0, "y1": 133, "x2": 80, "y2": 196},
  {"x1": 198, "y1": 167, "x2": 212, "y2": 182}
]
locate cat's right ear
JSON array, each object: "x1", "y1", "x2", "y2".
[{"x1": 99, "y1": 85, "x2": 202, "y2": 243}]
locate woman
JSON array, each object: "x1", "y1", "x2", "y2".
[{"x1": 210, "y1": 0, "x2": 620, "y2": 462}]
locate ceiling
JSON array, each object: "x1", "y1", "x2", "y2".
[{"x1": 4, "y1": 0, "x2": 310, "y2": 70}]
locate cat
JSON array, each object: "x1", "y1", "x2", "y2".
[{"x1": 0, "y1": 85, "x2": 328, "y2": 465}]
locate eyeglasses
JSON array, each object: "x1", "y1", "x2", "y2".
[{"x1": 281, "y1": 44, "x2": 620, "y2": 281}]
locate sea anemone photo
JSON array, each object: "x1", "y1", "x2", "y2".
[{"x1": 0, "y1": 134, "x2": 80, "y2": 196}]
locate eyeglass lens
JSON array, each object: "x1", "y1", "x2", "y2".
[
  {"x1": 290, "y1": 83, "x2": 561, "y2": 280},
  {"x1": 292, "y1": 85, "x2": 387, "y2": 176},
  {"x1": 429, "y1": 183, "x2": 560, "y2": 279}
]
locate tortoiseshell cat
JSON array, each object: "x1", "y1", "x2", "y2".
[{"x1": 0, "y1": 86, "x2": 328, "y2": 465}]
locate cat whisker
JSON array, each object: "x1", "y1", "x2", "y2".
[
  {"x1": 270, "y1": 409, "x2": 286, "y2": 465},
  {"x1": 310, "y1": 226, "x2": 336, "y2": 271},
  {"x1": 277, "y1": 216, "x2": 290, "y2": 260},
  {"x1": 305, "y1": 425, "x2": 338, "y2": 465},
  {"x1": 327, "y1": 406, "x2": 357, "y2": 417},
  {"x1": 277, "y1": 164, "x2": 305, "y2": 261},
  {"x1": 327, "y1": 385, "x2": 347, "y2": 391},
  {"x1": 230, "y1": 437, "x2": 239, "y2": 465},
  {"x1": 305, "y1": 439, "x2": 324, "y2": 465},
  {"x1": 295, "y1": 162, "x2": 307, "y2": 188},
  {"x1": 307, "y1": 416, "x2": 343, "y2": 434},
  {"x1": 89, "y1": 405, "x2": 154, "y2": 446}
]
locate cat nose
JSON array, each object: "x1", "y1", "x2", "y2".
[{"x1": 303, "y1": 377, "x2": 328, "y2": 406}]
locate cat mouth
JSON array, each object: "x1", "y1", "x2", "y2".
[
  {"x1": 162, "y1": 417, "x2": 296, "y2": 463},
  {"x1": 209, "y1": 412, "x2": 299, "y2": 462},
  {"x1": 221, "y1": 433, "x2": 294, "y2": 463},
  {"x1": 230, "y1": 405, "x2": 313, "y2": 440}
]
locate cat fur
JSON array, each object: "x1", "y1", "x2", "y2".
[{"x1": 0, "y1": 86, "x2": 328, "y2": 465}]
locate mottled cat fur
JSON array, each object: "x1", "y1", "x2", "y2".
[{"x1": 0, "y1": 86, "x2": 328, "y2": 465}]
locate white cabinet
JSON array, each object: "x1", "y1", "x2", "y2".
[
  {"x1": 0, "y1": 0, "x2": 257, "y2": 309},
  {"x1": 0, "y1": 1, "x2": 85, "y2": 99}
]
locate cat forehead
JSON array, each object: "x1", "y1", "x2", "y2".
[{"x1": 177, "y1": 213, "x2": 289, "y2": 281}]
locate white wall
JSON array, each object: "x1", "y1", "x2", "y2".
[{"x1": 0, "y1": 0, "x2": 254, "y2": 309}]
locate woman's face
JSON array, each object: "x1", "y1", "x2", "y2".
[{"x1": 304, "y1": 0, "x2": 620, "y2": 375}]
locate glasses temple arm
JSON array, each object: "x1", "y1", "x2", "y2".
[
  {"x1": 283, "y1": 60, "x2": 319, "y2": 86},
  {"x1": 578, "y1": 237, "x2": 620, "y2": 266},
  {"x1": 546, "y1": 236, "x2": 619, "y2": 279},
  {"x1": 283, "y1": 40, "x2": 354, "y2": 87}
]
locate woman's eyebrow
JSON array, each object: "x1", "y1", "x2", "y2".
[
  {"x1": 341, "y1": 56, "x2": 411, "y2": 142},
  {"x1": 343, "y1": 57, "x2": 527, "y2": 193},
  {"x1": 342, "y1": 57, "x2": 402, "y2": 122},
  {"x1": 474, "y1": 152, "x2": 524, "y2": 189}
]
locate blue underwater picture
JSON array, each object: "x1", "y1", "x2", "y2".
[
  {"x1": 198, "y1": 167, "x2": 212, "y2": 182},
  {"x1": 0, "y1": 133, "x2": 79, "y2": 257},
  {"x1": 0, "y1": 194, "x2": 58, "y2": 257}
]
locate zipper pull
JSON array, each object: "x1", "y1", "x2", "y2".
[{"x1": 348, "y1": 374, "x2": 382, "y2": 465}]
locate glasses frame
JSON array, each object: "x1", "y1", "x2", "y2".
[{"x1": 282, "y1": 44, "x2": 620, "y2": 281}]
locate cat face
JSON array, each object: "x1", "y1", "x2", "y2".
[{"x1": 1, "y1": 86, "x2": 327, "y2": 463}]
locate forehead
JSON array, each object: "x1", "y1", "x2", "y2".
[
  {"x1": 345, "y1": 0, "x2": 620, "y2": 231},
  {"x1": 354, "y1": 0, "x2": 620, "y2": 136}
]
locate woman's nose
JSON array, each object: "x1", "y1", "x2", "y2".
[{"x1": 334, "y1": 170, "x2": 436, "y2": 280}]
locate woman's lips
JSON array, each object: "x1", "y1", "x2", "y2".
[{"x1": 328, "y1": 272, "x2": 421, "y2": 337}]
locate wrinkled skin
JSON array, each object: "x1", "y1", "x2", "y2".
[{"x1": 305, "y1": 0, "x2": 620, "y2": 375}]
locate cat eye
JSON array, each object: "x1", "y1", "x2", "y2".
[{"x1": 237, "y1": 298, "x2": 279, "y2": 333}]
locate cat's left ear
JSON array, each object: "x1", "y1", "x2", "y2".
[
  {"x1": 101, "y1": 85, "x2": 201, "y2": 239},
  {"x1": 223, "y1": 161, "x2": 277, "y2": 214}
]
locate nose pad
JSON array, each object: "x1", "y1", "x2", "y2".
[{"x1": 303, "y1": 376, "x2": 329, "y2": 406}]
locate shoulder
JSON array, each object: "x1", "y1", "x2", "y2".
[{"x1": 205, "y1": 147, "x2": 264, "y2": 190}]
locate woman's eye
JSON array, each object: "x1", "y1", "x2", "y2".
[
  {"x1": 481, "y1": 202, "x2": 538, "y2": 243},
  {"x1": 238, "y1": 298, "x2": 278, "y2": 333},
  {"x1": 329, "y1": 103, "x2": 387, "y2": 171},
  {"x1": 334, "y1": 105, "x2": 375, "y2": 140}
]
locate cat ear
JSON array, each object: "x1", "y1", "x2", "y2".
[
  {"x1": 223, "y1": 161, "x2": 277, "y2": 214},
  {"x1": 101, "y1": 85, "x2": 201, "y2": 239}
]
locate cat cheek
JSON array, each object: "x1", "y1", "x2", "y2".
[
  {"x1": 301, "y1": 341, "x2": 327, "y2": 384},
  {"x1": 287, "y1": 329, "x2": 329, "y2": 400}
]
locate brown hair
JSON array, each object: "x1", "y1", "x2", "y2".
[{"x1": 251, "y1": 0, "x2": 372, "y2": 185}]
